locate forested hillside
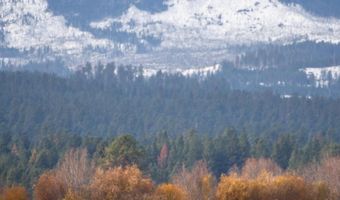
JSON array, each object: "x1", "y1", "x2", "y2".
[
  {"x1": 1, "y1": 67, "x2": 340, "y2": 199},
  {"x1": 1, "y1": 66, "x2": 340, "y2": 138},
  {"x1": 2, "y1": 0, "x2": 340, "y2": 199}
]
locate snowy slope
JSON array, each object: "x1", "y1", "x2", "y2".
[
  {"x1": 0, "y1": 0, "x2": 135, "y2": 69},
  {"x1": 302, "y1": 66, "x2": 340, "y2": 87},
  {"x1": 2, "y1": 0, "x2": 340, "y2": 71},
  {"x1": 113, "y1": 0, "x2": 340, "y2": 50}
]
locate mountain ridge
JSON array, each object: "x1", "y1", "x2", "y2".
[{"x1": 1, "y1": 0, "x2": 340, "y2": 74}]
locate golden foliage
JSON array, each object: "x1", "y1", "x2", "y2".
[
  {"x1": 63, "y1": 190, "x2": 84, "y2": 200},
  {"x1": 34, "y1": 172, "x2": 66, "y2": 200},
  {"x1": 1, "y1": 186, "x2": 29, "y2": 200},
  {"x1": 154, "y1": 184, "x2": 187, "y2": 200},
  {"x1": 216, "y1": 173, "x2": 331, "y2": 200},
  {"x1": 89, "y1": 165, "x2": 154, "y2": 200},
  {"x1": 270, "y1": 175, "x2": 310, "y2": 200},
  {"x1": 216, "y1": 174, "x2": 252, "y2": 200},
  {"x1": 30, "y1": 157, "x2": 335, "y2": 200}
]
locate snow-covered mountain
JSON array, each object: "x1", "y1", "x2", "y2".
[
  {"x1": 0, "y1": 0, "x2": 135, "y2": 70},
  {"x1": 114, "y1": 0, "x2": 340, "y2": 49},
  {"x1": 1, "y1": 0, "x2": 340, "y2": 74}
]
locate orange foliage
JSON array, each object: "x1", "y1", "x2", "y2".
[
  {"x1": 154, "y1": 184, "x2": 187, "y2": 200},
  {"x1": 89, "y1": 165, "x2": 154, "y2": 200},
  {"x1": 1, "y1": 186, "x2": 29, "y2": 200},
  {"x1": 34, "y1": 172, "x2": 67, "y2": 200}
]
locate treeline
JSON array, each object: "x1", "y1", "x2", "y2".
[
  {"x1": 1, "y1": 67, "x2": 340, "y2": 137},
  {"x1": 1, "y1": 132, "x2": 340, "y2": 191},
  {"x1": 229, "y1": 42, "x2": 340, "y2": 96},
  {"x1": 236, "y1": 42, "x2": 340, "y2": 69},
  {"x1": 2, "y1": 148, "x2": 340, "y2": 200}
]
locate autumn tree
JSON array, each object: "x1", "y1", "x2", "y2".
[
  {"x1": 172, "y1": 161, "x2": 215, "y2": 200},
  {"x1": 55, "y1": 148, "x2": 94, "y2": 190},
  {"x1": 154, "y1": 184, "x2": 187, "y2": 200},
  {"x1": 301, "y1": 156, "x2": 340, "y2": 199},
  {"x1": 34, "y1": 172, "x2": 66, "y2": 200},
  {"x1": 270, "y1": 175, "x2": 310, "y2": 200},
  {"x1": 1, "y1": 186, "x2": 29, "y2": 200},
  {"x1": 34, "y1": 148, "x2": 94, "y2": 200},
  {"x1": 89, "y1": 165, "x2": 154, "y2": 200},
  {"x1": 240, "y1": 158, "x2": 282, "y2": 179},
  {"x1": 216, "y1": 174, "x2": 252, "y2": 200},
  {"x1": 216, "y1": 173, "x2": 328, "y2": 200},
  {"x1": 216, "y1": 158, "x2": 331, "y2": 200},
  {"x1": 63, "y1": 190, "x2": 83, "y2": 200}
]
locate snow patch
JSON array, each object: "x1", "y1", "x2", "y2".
[
  {"x1": 280, "y1": 94, "x2": 293, "y2": 99},
  {"x1": 141, "y1": 64, "x2": 222, "y2": 78},
  {"x1": 90, "y1": 18, "x2": 115, "y2": 30},
  {"x1": 302, "y1": 66, "x2": 340, "y2": 88}
]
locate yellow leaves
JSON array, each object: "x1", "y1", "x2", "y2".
[
  {"x1": 216, "y1": 172, "x2": 330, "y2": 200},
  {"x1": 215, "y1": 158, "x2": 332, "y2": 200},
  {"x1": 216, "y1": 175, "x2": 252, "y2": 200},
  {"x1": 154, "y1": 184, "x2": 188, "y2": 200}
]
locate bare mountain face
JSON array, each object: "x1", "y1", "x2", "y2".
[{"x1": 1, "y1": 0, "x2": 340, "y2": 91}]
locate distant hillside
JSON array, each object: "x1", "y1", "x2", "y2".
[{"x1": 1, "y1": 69, "x2": 340, "y2": 138}]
